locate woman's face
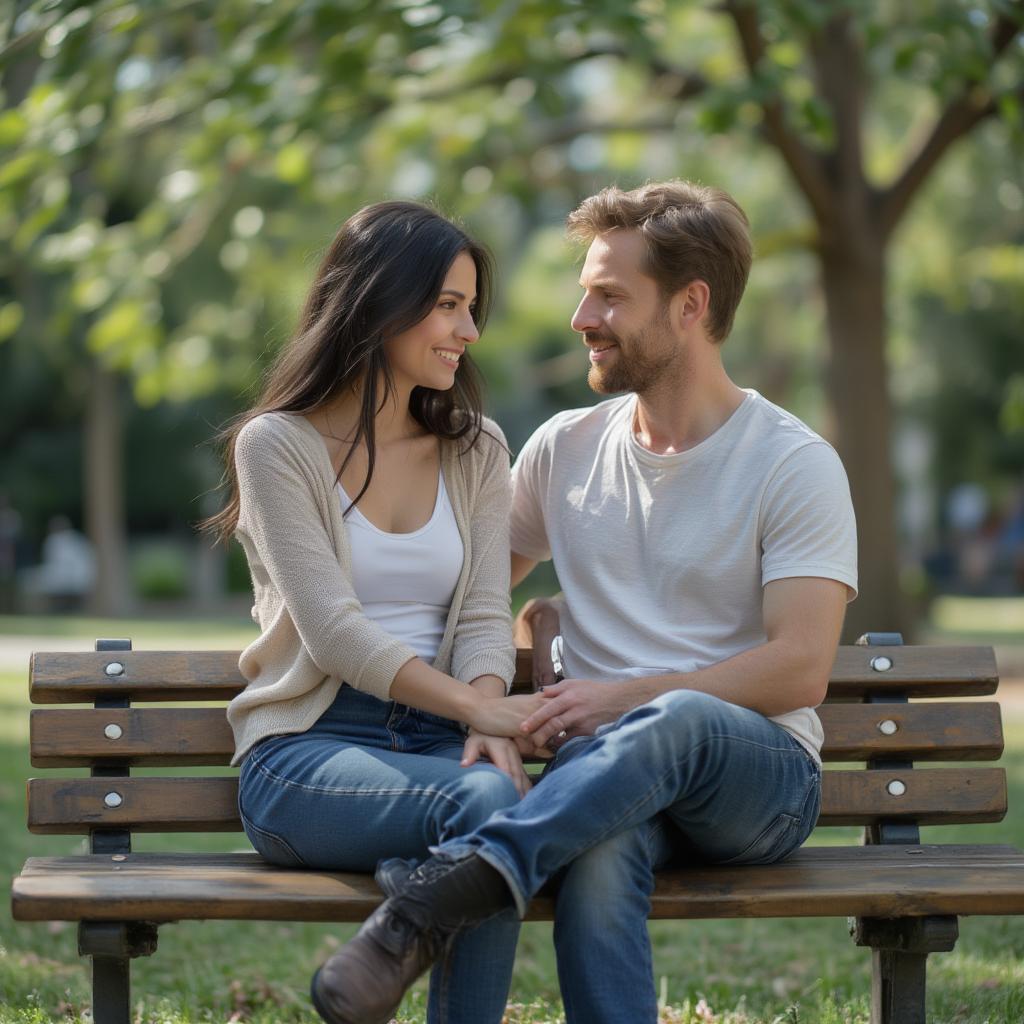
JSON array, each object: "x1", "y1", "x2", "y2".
[{"x1": 383, "y1": 251, "x2": 480, "y2": 396}]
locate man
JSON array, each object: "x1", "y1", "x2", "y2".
[{"x1": 311, "y1": 181, "x2": 858, "y2": 1024}]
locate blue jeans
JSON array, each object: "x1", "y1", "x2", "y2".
[
  {"x1": 237, "y1": 684, "x2": 522, "y2": 1024},
  {"x1": 438, "y1": 689, "x2": 822, "y2": 1024}
]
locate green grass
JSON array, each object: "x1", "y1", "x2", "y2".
[{"x1": 2, "y1": 616, "x2": 1024, "y2": 1023}]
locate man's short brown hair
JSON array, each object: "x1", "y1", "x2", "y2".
[{"x1": 566, "y1": 181, "x2": 752, "y2": 342}]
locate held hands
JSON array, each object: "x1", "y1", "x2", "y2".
[
  {"x1": 461, "y1": 730, "x2": 533, "y2": 798},
  {"x1": 468, "y1": 691, "x2": 547, "y2": 738},
  {"x1": 520, "y1": 679, "x2": 643, "y2": 749}
]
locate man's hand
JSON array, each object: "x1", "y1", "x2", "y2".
[
  {"x1": 514, "y1": 597, "x2": 562, "y2": 686},
  {"x1": 520, "y1": 679, "x2": 645, "y2": 748},
  {"x1": 461, "y1": 731, "x2": 533, "y2": 798}
]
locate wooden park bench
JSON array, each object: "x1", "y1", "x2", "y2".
[{"x1": 11, "y1": 634, "x2": 1024, "y2": 1024}]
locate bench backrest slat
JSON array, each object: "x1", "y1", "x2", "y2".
[
  {"x1": 28, "y1": 702, "x2": 1005, "y2": 768},
  {"x1": 29, "y1": 645, "x2": 999, "y2": 704},
  {"x1": 25, "y1": 643, "x2": 1005, "y2": 840},
  {"x1": 26, "y1": 768, "x2": 1008, "y2": 834}
]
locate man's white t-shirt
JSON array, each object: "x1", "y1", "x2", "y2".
[{"x1": 510, "y1": 389, "x2": 858, "y2": 759}]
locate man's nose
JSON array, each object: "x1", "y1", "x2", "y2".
[{"x1": 570, "y1": 296, "x2": 601, "y2": 334}]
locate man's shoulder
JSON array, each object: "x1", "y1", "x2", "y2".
[
  {"x1": 742, "y1": 391, "x2": 835, "y2": 459},
  {"x1": 525, "y1": 396, "x2": 633, "y2": 451}
]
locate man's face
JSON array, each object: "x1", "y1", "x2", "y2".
[{"x1": 570, "y1": 230, "x2": 677, "y2": 396}]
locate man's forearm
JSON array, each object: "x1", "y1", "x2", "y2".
[{"x1": 626, "y1": 636, "x2": 831, "y2": 717}]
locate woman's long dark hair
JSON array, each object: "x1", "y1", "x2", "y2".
[{"x1": 203, "y1": 201, "x2": 494, "y2": 543}]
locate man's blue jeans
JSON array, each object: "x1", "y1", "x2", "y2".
[
  {"x1": 236, "y1": 684, "x2": 521, "y2": 1024},
  {"x1": 436, "y1": 689, "x2": 822, "y2": 1024}
]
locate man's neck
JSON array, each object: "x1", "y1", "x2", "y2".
[{"x1": 632, "y1": 361, "x2": 746, "y2": 456}]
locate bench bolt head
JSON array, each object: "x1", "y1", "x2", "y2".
[
  {"x1": 870, "y1": 655, "x2": 893, "y2": 672},
  {"x1": 103, "y1": 724, "x2": 123, "y2": 740},
  {"x1": 887, "y1": 779, "x2": 907, "y2": 797},
  {"x1": 103, "y1": 791, "x2": 123, "y2": 808},
  {"x1": 105, "y1": 661, "x2": 125, "y2": 677},
  {"x1": 877, "y1": 719, "x2": 898, "y2": 735}
]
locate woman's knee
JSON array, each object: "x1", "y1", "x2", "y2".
[{"x1": 446, "y1": 766, "x2": 521, "y2": 832}]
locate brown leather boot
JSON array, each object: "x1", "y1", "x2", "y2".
[{"x1": 310, "y1": 852, "x2": 513, "y2": 1024}]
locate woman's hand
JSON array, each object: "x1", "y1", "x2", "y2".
[
  {"x1": 468, "y1": 692, "x2": 547, "y2": 738},
  {"x1": 461, "y1": 731, "x2": 533, "y2": 798}
]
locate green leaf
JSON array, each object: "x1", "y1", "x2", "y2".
[
  {"x1": 274, "y1": 140, "x2": 312, "y2": 183},
  {"x1": 0, "y1": 301, "x2": 24, "y2": 342},
  {"x1": 0, "y1": 110, "x2": 28, "y2": 147}
]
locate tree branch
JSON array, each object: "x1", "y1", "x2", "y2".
[
  {"x1": 879, "y1": 2, "x2": 1024, "y2": 236},
  {"x1": 723, "y1": 0, "x2": 835, "y2": 226},
  {"x1": 808, "y1": 11, "x2": 866, "y2": 193},
  {"x1": 409, "y1": 44, "x2": 706, "y2": 105},
  {"x1": 534, "y1": 114, "x2": 679, "y2": 148}
]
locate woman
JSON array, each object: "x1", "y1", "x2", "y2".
[{"x1": 205, "y1": 201, "x2": 545, "y2": 1024}]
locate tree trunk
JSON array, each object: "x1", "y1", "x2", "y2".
[
  {"x1": 819, "y1": 231, "x2": 909, "y2": 641},
  {"x1": 85, "y1": 361, "x2": 131, "y2": 615}
]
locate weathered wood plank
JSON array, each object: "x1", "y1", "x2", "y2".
[
  {"x1": 29, "y1": 651, "x2": 245, "y2": 703},
  {"x1": 29, "y1": 645, "x2": 999, "y2": 703},
  {"x1": 27, "y1": 777, "x2": 241, "y2": 833},
  {"x1": 29, "y1": 703, "x2": 1005, "y2": 768},
  {"x1": 30, "y1": 709, "x2": 236, "y2": 767},
  {"x1": 26, "y1": 767, "x2": 1008, "y2": 834},
  {"x1": 820, "y1": 767, "x2": 1006, "y2": 825},
  {"x1": 12, "y1": 845, "x2": 1024, "y2": 923},
  {"x1": 816, "y1": 702, "x2": 1003, "y2": 762}
]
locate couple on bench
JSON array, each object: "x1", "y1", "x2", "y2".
[{"x1": 204, "y1": 179, "x2": 857, "y2": 1024}]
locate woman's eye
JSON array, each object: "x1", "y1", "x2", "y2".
[{"x1": 440, "y1": 300, "x2": 457, "y2": 310}]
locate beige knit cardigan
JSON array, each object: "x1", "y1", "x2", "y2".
[{"x1": 226, "y1": 411, "x2": 516, "y2": 765}]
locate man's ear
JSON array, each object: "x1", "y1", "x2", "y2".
[{"x1": 673, "y1": 280, "x2": 711, "y2": 332}]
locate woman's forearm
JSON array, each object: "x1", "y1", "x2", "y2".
[
  {"x1": 389, "y1": 659, "x2": 544, "y2": 737},
  {"x1": 388, "y1": 657, "x2": 482, "y2": 724},
  {"x1": 468, "y1": 675, "x2": 507, "y2": 699}
]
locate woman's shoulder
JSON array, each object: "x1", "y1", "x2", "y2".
[
  {"x1": 479, "y1": 415, "x2": 510, "y2": 453},
  {"x1": 235, "y1": 411, "x2": 321, "y2": 467}
]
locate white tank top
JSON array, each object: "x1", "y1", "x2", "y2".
[{"x1": 339, "y1": 472, "x2": 464, "y2": 663}]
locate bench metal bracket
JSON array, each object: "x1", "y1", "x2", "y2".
[
  {"x1": 78, "y1": 920, "x2": 159, "y2": 1024},
  {"x1": 90, "y1": 640, "x2": 133, "y2": 857},
  {"x1": 850, "y1": 916, "x2": 959, "y2": 1024},
  {"x1": 851, "y1": 633, "x2": 959, "y2": 1023},
  {"x1": 82, "y1": 640, "x2": 143, "y2": 1024},
  {"x1": 78, "y1": 921, "x2": 160, "y2": 959}
]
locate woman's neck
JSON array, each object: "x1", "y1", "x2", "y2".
[{"x1": 313, "y1": 380, "x2": 421, "y2": 446}]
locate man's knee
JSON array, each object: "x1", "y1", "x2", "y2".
[
  {"x1": 556, "y1": 825, "x2": 656, "y2": 903},
  {"x1": 616, "y1": 688, "x2": 736, "y2": 754}
]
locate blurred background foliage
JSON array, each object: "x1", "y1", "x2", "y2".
[{"x1": 0, "y1": 0, "x2": 1022, "y2": 637}]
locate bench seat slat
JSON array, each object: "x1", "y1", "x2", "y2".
[
  {"x1": 29, "y1": 646, "x2": 999, "y2": 704},
  {"x1": 26, "y1": 768, "x2": 1008, "y2": 834},
  {"x1": 12, "y1": 846, "x2": 1024, "y2": 923},
  {"x1": 28, "y1": 703, "x2": 1006, "y2": 767}
]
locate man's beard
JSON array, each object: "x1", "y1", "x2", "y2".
[{"x1": 586, "y1": 310, "x2": 677, "y2": 396}]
